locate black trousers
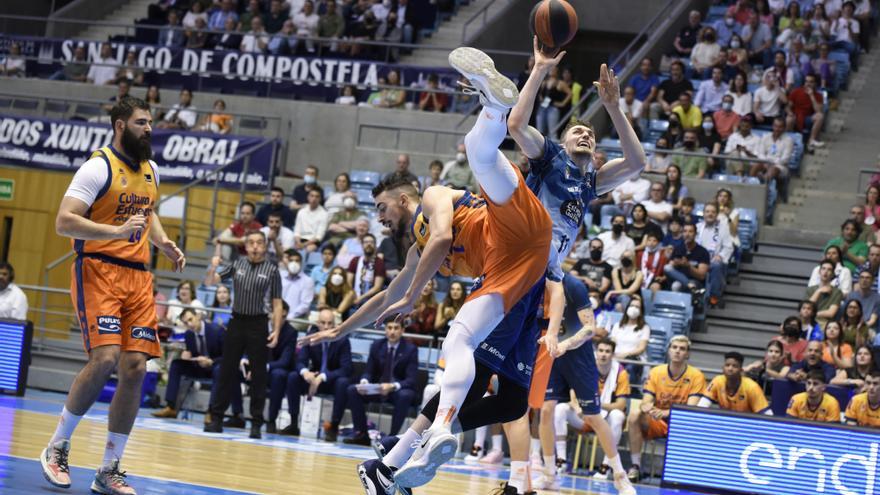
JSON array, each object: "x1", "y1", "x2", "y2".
[{"x1": 210, "y1": 314, "x2": 269, "y2": 425}]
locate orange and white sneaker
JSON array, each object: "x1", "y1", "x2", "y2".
[
  {"x1": 91, "y1": 461, "x2": 137, "y2": 495},
  {"x1": 40, "y1": 439, "x2": 72, "y2": 488}
]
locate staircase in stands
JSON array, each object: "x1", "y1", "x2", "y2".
[{"x1": 77, "y1": 0, "x2": 156, "y2": 41}]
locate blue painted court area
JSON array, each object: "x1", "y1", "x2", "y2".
[{"x1": 0, "y1": 454, "x2": 258, "y2": 495}]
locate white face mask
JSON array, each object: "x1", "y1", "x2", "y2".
[
  {"x1": 304, "y1": 174, "x2": 316, "y2": 184},
  {"x1": 590, "y1": 297, "x2": 599, "y2": 309},
  {"x1": 287, "y1": 261, "x2": 301, "y2": 275},
  {"x1": 343, "y1": 197, "x2": 357, "y2": 209},
  {"x1": 722, "y1": 101, "x2": 733, "y2": 111},
  {"x1": 456, "y1": 152, "x2": 466, "y2": 164},
  {"x1": 702, "y1": 121, "x2": 714, "y2": 131},
  {"x1": 730, "y1": 40, "x2": 741, "y2": 49},
  {"x1": 330, "y1": 274, "x2": 344, "y2": 286},
  {"x1": 626, "y1": 306, "x2": 641, "y2": 319}
]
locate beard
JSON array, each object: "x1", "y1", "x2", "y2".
[{"x1": 121, "y1": 126, "x2": 153, "y2": 163}]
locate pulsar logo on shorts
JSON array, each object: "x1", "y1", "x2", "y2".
[
  {"x1": 560, "y1": 200, "x2": 583, "y2": 227},
  {"x1": 479, "y1": 343, "x2": 505, "y2": 360},
  {"x1": 131, "y1": 327, "x2": 157, "y2": 342},
  {"x1": 471, "y1": 275, "x2": 485, "y2": 292},
  {"x1": 97, "y1": 316, "x2": 121, "y2": 335}
]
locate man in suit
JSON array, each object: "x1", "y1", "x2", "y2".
[
  {"x1": 343, "y1": 319, "x2": 419, "y2": 445},
  {"x1": 153, "y1": 308, "x2": 223, "y2": 418},
  {"x1": 265, "y1": 302, "x2": 300, "y2": 433},
  {"x1": 281, "y1": 308, "x2": 352, "y2": 436}
]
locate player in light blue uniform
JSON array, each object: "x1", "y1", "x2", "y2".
[{"x1": 504, "y1": 37, "x2": 647, "y2": 495}]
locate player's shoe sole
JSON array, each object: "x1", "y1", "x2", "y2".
[
  {"x1": 448, "y1": 47, "x2": 519, "y2": 109},
  {"x1": 394, "y1": 431, "x2": 459, "y2": 488},
  {"x1": 40, "y1": 446, "x2": 71, "y2": 488}
]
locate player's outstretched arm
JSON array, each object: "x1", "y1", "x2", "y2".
[
  {"x1": 508, "y1": 36, "x2": 566, "y2": 159},
  {"x1": 56, "y1": 196, "x2": 142, "y2": 240},
  {"x1": 594, "y1": 64, "x2": 647, "y2": 196},
  {"x1": 559, "y1": 305, "x2": 596, "y2": 353}
]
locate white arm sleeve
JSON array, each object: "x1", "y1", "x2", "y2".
[
  {"x1": 148, "y1": 160, "x2": 161, "y2": 186},
  {"x1": 64, "y1": 157, "x2": 110, "y2": 207}
]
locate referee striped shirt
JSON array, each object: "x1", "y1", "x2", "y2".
[{"x1": 218, "y1": 258, "x2": 282, "y2": 316}]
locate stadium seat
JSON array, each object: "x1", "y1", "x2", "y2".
[{"x1": 350, "y1": 170, "x2": 382, "y2": 187}]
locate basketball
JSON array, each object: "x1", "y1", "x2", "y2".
[{"x1": 529, "y1": 0, "x2": 579, "y2": 54}]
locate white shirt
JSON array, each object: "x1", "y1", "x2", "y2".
[
  {"x1": 643, "y1": 199, "x2": 674, "y2": 231},
  {"x1": 65, "y1": 157, "x2": 161, "y2": 206},
  {"x1": 293, "y1": 12, "x2": 319, "y2": 36},
  {"x1": 690, "y1": 42, "x2": 720, "y2": 68},
  {"x1": 697, "y1": 219, "x2": 734, "y2": 263},
  {"x1": 726, "y1": 91, "x2": 753, "y2": 116},
  {"x1": 596, "y1": 231, "x2": 636, "y2": 268},
  {"x1": 609, "y1": 322, "x2": 650, "y2": 360},
  {"x1": 335, "y1": 95, "x2": 357, "y2": 105},
  {"x1": 87, "y1": 55, "x2": 118, "y2": 85},
  {"x1": 0, "y1": 284, "x2": 27, "y2": 320},
  {"x1": 182, "y1": 11, "x2": 208, "y2": 29},
  {"x1": 619, "y1": 97, "x2": 643, "y2": 119},
  {"x1": 724, "y1": 131, "x2": 762, "y2": 159},
  {"x1": 280, "y1": 269, "x2": 315, "y2": 318},
  {"x1": 808, "y1": 263, "x2": 853, "y2": 294},
  {"x1": 758, "y1": 133, "x2": 794, "y2": 168},
  {"x1": 831, "y1": 17, "x2": 859, "y2": 43},
  {"x1": 241, "y1": 31, "x2": 269, "y2": 52},
  {"x1": 164, "y1": 103, "x2": 198, "y2": 128},
  {"x1": 753, "y1": 86, "x2": 785, "y2": 116},
  {"x1": 611, "y1": 178, "x2": 650, "y2": 207},
  {"x1": 261, "y1": 225, "x2": 296, "y2": 257},
  {"x1": 293, "y1": 205, "x2": 330, "y2": 242},
  {"x1": 820, "y1": 0, "x2": 843, "y2": 18},
  {"x1": 166, "y1": 298, "x2": 206, "y2": 326}
]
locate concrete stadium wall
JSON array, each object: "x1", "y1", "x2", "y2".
[
  {"x1": 568, "y1": 0, "x2": 668, "y2": 33},
  {"x1": 47, "y1": 0, "x2": 136, "y2": 39}
]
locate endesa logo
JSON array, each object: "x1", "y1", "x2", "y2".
[
  {"x1": 97, "y1": 316, "x2": 121, "y2": 335},
  {"x1": 130, "y1": 327, "x2": 157, "y2": 342}
]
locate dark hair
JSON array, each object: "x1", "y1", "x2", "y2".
[
  {"x1": 724, "y1": 351, "x2": 745, "y2": 365},
  {"x1": 240, "y1": 201, "x2": 256, "y2": 213},
  {"x1": 729, "y1": 71, "x2": 748, "y2": 94},
  {"x1": 806, "y1": 369, "x2": 827, "y2": 384},
  {"x1": 819, "y1": 258, "x2": 836, "y2": 270},
  {"x1": 267, "y1": 211, "x2": 283, "y2": 220},
  {"x1": 842, "y1": 219, "x2": 863, "y2": 236},
  {"x1": 212, "y1": 283, "x2": 230, "y2": 307},
  {"x1": 766, "y1": 340, "x2": 784, "y2": 353},
  {"x1": 288, "y1": 250, "x2": 303, "y2": 262},
  {"x1": 631, "y1": 203, "x2": 647, "y2": 221},
  {"x1": 562, "y1": 119, "x2": 594, "y2": 138},
  {"x1": 682, "y1": 221, "x2": 697, "y2": 232},
  {"x1": 612, "y1": 214, "x2": 627, "y2": 224},
  {"x1": 180, "y1": 307, "x2": 197, "y2": 319},
  {"x1": 620, "y1": 296, "x2": 646, "y2": 329},
  {"x1": 335, "y1": 172, "x2": 351, "y2": 191},
  {"x1": 271, "y1": 186, "x2": 285, "y2": 195},
  {"x1": 681, "y1": 196, "x2": 696, "y2": 207},
  {"x1": 843, "y1": 298, "x2": 864, "y2": 323},
  {"x1": 596, "y1": 338, "x2": 616, "y2": 352},
  {"x1": 321, "y1": 243, "x2": 337, "y2": 256},
  {"x1": 176, "y1": 280, "x2": 197, "y2": 298},
  {"x1": 372, "y1": 175, "x2": 419, "y2": 198},
  {"x1": 0, "y1": 262, "x2": 14, "y2": 282},
  {"x1": 666, "y1": 164, "x2": 683, "y2": 203},
  {"x1": 868, "y1": 369, "x2": 880, "y2": 379},
  {"x1": 363, "y1": 233, "x2": 376, "y2": 243},
  {"x1": 670, "y1": 60, "x2": 685, "y2": 72},
  {"x1": 109, "y1": 96, "x2": 151, "y2": 133},
  {"x1": 429, "y1": 159, "x2": 443, "y2": 170},
  {"x1": 245, "y1": 230, "x2": 266, "y2": 242},
  {"x1": 646, "y1": 230, "x2": 663, "y2": 242}
]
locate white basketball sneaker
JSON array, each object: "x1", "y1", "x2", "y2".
[
  {"x1": 614, "y1": 471, "x2": 637, "y2": 495},
  {"x1": 448, "y1": 47, "x2": 519, "y2": 111},
  {"x1": 394, "y1": 426, "x2": 459, "y2": 488}
]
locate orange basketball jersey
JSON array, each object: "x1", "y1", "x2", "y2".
[
  {"x1": 411, "y1": 190, "x2": 487, "y2": 278},
  {"x1": 73, "y1": 146, "x2": 159, "y2": 264}
]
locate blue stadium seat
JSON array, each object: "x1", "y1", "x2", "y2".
[
  {"x1": 196, "y1": 285, "x2": 217, "y2": 307},
  {"x1": 305, "y1": 251, "x2": 323, "y2": 271},
  {"x1": 350, "y1": 169, "x2": 382, "y2": 187},
  {"x1": 351, "y1": 185, "x2": 374, "y2": 206}
]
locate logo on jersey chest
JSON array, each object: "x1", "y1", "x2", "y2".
[{"x1": 560, "y1": 199, "x2": 584, "y2": 227}]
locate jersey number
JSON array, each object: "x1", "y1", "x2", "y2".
[
  {"x1": 129, "y1": 230, "x2": 142, "y2": 243},
  {"x1": 557, "y1": 234, "x2": 570, "y2": 254}
]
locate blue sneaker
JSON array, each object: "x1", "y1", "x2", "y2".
[{"x1": 358, "y1": 459, "x2": 397, "y2": 495}]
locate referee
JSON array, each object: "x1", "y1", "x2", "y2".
[{"x1": 203, "y1": 230, "x2": 283, "y2": 439}]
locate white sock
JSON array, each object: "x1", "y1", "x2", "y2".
[
  {"x1": 464, "y1": 108, "x2": 518, "y2": 205},
  {"x1": 50, "y1": 407, "x2": 83, "y2": 446},
  {"x1": 102, "y1": 432, "x2": 129, "y2": 467},
  {"x1": 607, "y1": 454, "x2": 625, "y2": 475},
  {"x1": 384, "y1": 428, "x2": 421, "y2": 469},
  {"x1": 473, "y1": 425, "x2": 487, "y2": 452},
  {"x1": 508, "y1": 460, "x2": 530, "y2": 492},
  {"x1": 530, "y1": 437, "x2": 541, "y2": 457},
  {"x1": 555, "y1": 440, "x2": 567, "y2": 461},
  {"x1": 631, "y1": 453, "x2": 641, "y2": 467},
  {"x1": 491, "y1": 433, "x2": 503, "y2": 452},
  {"x1": 543, "y1": 455, "x2": 556, "y2": 476}
]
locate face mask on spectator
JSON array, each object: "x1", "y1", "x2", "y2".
[
  {"x1": 612, "y1": 223, "x2": 624, "y2": 236},
  {"x1": 626, "y1": 306, "x2": 641, "y2": 319},
  {"x1": 621, "y1": 257, "x2": 633, "y2": 268},
  {"x1": 330, "y1": 274, "x2": 344, "y2": 286},
  {"x1": 590, "y1": 248, "x2": 603, "y2": 261},
  {"x1": 784, "y1": 325, "x2": 801, "y2": 339},
  {"x1": 702, "y1": 121, "x2": 714, "y2": 131},
  {"x1": 343, "y1": 197, "x2": 357, "y2": 209},
  {"x1": 287, "y1": 261, "x2": 301, "y2": 275},
  {"x1": 684, "y1": 139, "x2": 697, "y2": 149},
  {"x1": 722, "y1": 101, "x2": 733, "y2": 111},
  {"x1": 304, "y1": 174, "x2": 316, "y2": 184},
  {"x1": 456, "y1": 152, "x2": 466, "y2": 164},
  {"x1": 730, "y1": 40, "x2": 741, "y2": 49},
  {"x1": 590, "y1": 296, "x2": 600, "y2": 309}
]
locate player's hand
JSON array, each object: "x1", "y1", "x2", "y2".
[
  {"x1": 116, "y1": 214, "x2": 147, "y2": 240},
  {"x1": 532, "y1": 36, "x2": 566, "y2": 71},
  {"x1": 380, "y1": 383, "x2": 395, "y2": 396},
  {"x1": 211, "y1": 256, "x2": 223, "y2": 268},
  {"x1": 539, "y1": 330, "x2": 560, "y2": 358},
  {"x1": 594, "y1": 64, "x2": 620, "y2": 107},
  {"x1": 158, "y1": 237, "x2": 186, "y2": 272},
  {"x1": 552, "y1": 339, "x2": 569, "y2": 359},
  {"x1": 298, "y1": 326, "x2": 343, "y2": 346},
  {"x1": 267, "y1": 331, "x2": 279, "y2": 348},
  {"x1": 375, "y1": 295, "x2": 416, "y2": 327},
  {"x1": 640, "y1": 401, "x2": 654, "y2": 414}
]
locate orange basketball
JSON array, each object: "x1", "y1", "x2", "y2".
[{"x1": 529, "y1": 0, "x2": 579, "y2": 54}]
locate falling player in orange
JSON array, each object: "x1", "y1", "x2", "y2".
[{"x1": 40, "y1": 97, "x2": 185, "y2": 495}]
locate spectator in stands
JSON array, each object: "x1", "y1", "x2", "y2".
[
  {"x1": 691, "y1": 27, "x2": 723, "y2": 78},
  {"x1": 280, "y1": 250, "x2": 314, "y2": 321},
  {"x1": 643, "y1": 183, "x2": 674, "y2": 231},
  {"x1": 771, "y1": 50, "x2": 796, "y2": 92},
  {"x1": 619, "y1": 85, "x2": 643, "y2": 123},
  {"x1": 599, "y1": 215, "x2": 637, "y2": 268},
  {"x1": 831, "y1": 1, "x2": 860, "y2": 71},
  {"x1": 165, "y1": 280, "x2": 207, "y2": 327},
  {"x1": 662, "y1": 216, "x2": 685, "y2": 253},
  {"x1": 651, "y1": 61, "x2": 693, "y2": 120},
  {"x1": 336, "y1": 218, "x2": 370, "y2": 267},
  {"x1": 799, "y1": 300, "x2": 823, "y2": 341},
  {"x1": 627, "y1": 204, "x2": 661, "y2": 252},
  {"x1": 49, "y1": 44, "x2": 89, "y2": 82},
  {"x1": 742, "y1": 13, "x2": 774, "y2": 67},
  {"x1": 183, "y1": 2, "x2": 208, "y2": 29},
  {"x1": 282, "y1": 308, "x2": 352, "y2": 436},
  {"x1": 335, "y1": 85, "x2": 358, "y2": 105},
  {"x1": 627, "y1": 336, "x2": 705, "y2": 481},
  {"x1": 726, "y1": 72, "x2": 753, "y2": 117},
  {"x1": 318, "y1": 266, "x2": 355, "y2": 318},
  {"x1": 776, "y1": 315, "x2": 809, "y2": 365},
  {"x1": 145, "y1": 85, "x2": 162, "y2": 119},
  {"x1": 239, "y1": 0, "x2": 263, "y2": 31},
  {"x1": 754, "y1": 69, "x2": 788, "y2": 127},
  {"x1": 845, "y1": 270, "x2": 879, "y2": 329},
  {"x1": 788, "y1": 340, "x2": 837, "y2": 383},
  {"x1": 323, "y1": 173, "x2": 352, "y2": 214},
  {"x1": 435, "y1": 281, "x2": 466, "y2": 336},
  {"x1": 214, "y1": 16, "x2": 244, "y2": 51},
  {"x1": 673, "y1": 10, "x2": 703, "y2": 57},
  {"x1": 727, "y1": 0, "x2": 754, "y2": 25},
  {"x1": 113, "y1": 50, "x2": 144, "y2": 86},
  {"x1": 257, "y1": 187, "x2": 295, "y2": 228},
  {"x1": 807, "y1": 259, "x2": 845, "y2": 326},
  {"x1": 347, "y1": 233, "x2": 385, "y2": 307},
  {"x1": 326, "y1": 197, "x2": 366, "y2": 248},
  {"x1": 810, "y1": 42, "x2": 837, "y2": 92},
  {"x1": 210, "y1": 284, "x2": 232, "y2": 328},
  {"x1": 672, "y1": 92, "x2": 703, "y2": 131},
  {"x1": 293, "y1": 188, "x2": 330, "y2": 252},
  {"x1": 101, "y1": 80, "x2": 132, "y2": 117},
  {"x1": 572, "y1": 238, "x2": 613, "y2": 298},
  {"x1": 0, "y1": 262, "x2": 26, "y2": 320},
  {"x1": 262, "y1": 212, "x2": 296, "y2": 262},
  {"x1": 699, "y1": 351, "x2": 771, "y2": 414},
  {"x1": 440, "y1": 144, "x2": 477, "y2": 192},
  {"x1": 319, "y1": 0, "x2": 345, "y2": 50},
  {"x1": 343, "y1": 319, "x2": 418, "y2": 444},
  {"x1": 292, "y1": 0, "x2": 319, "y2": 52},
  {"x1": 536, "y1": 66, "x2": 572, "y2": 140},
  {"x1": 786, "y1": 369, "x2": 841, "y2": 422},
  {"x1": 745, "y1": 340, "x2": 790, "y2": 390},
  {"x1": 698, "y1": 202, "x2": 734, "y2": 307},
  {"x1": 853, "y1": 0, "x2": 873, "y2": 52},
  {"x1": 695, "y1": 67, "x2": 727, "y2": 114},
  {"x1": 822, "y1": 320, "x2": 854, "y2": 369},
  {"x1": 241, "y1": 16, "x2": 270, "y2": 53},
  {"x1": 86, "y1": 42, "x2": 118, "y2": 86},
  {"x1": 185, "y1": 17, "x2": 210, "y2": 49},
  {"x1": 662, "y1": 113, "x2": 685, "y2": 147},
  {"x1": 714, "y1": 11, "x2": 741, "y2": 47},
  {"x1": 423, "y1": 160, "x2": 444, "y2": 190},
  {"x1": 418, "y1": 74, "x2": 448, "y2": 112},
  {"x1": 157, "y1": 88, "x2": 197, "y2": 130},
  {"x1": 754, "y1": 117, "x2": 793, "y2": 182},
  {"x1": 715, "y1": 188, "x2": 741, "y2": 249},
  {"x1": 195, "y1": 99, "x2": 233, "y2": 134},
  {"x1": 827, "y1": 219, "x2": 869, "y2": 273},
  {"x1": 679, "y1": 196, "x2": 698, "y2": 225},
  {"x1": 158, "y1": 10, "x2": 186, "y2": 48},
  {"x1": 645, "y1": 137, "x2": 672, "y2": 173},
  {"x1": 209, "y1": 0, "x2": 239, "y2": 31},
  {"x1": 310, "y1": 244, "x2": 336, "y2": 292},
  {"x1": 665, "y1": 222, "x2": 710, "y2": 296},
  {"x1": 809, "y1": 245, "x2": 853, "y2": 294},
  {"x1": 606, "y1": 251, "x2": 644, "y2": 312},
  {"x1": 725, "y1": 36, "x2": 750, "y2": 80},
  {"x1": 405, "y1": 279, "x2": 438, "y2": 344},
  {"x1": 374, "y1": 69, "x2": 406, "y2": 109},
  {"x1": 786, "y1": 74, "x2": 826, "y2": 150},
  {"x1": 724, "y1": 115, "x2": 762, "y2": 175},
  {"x1": 673, "y1": 129, "x2": 709, "y2": 179},
  {"x1": 627, "y1": 57, "x2": 660, "y2": 111},
  {"x1": 451, "y1": 75, "x2": 479, "y2": 113},
  {"x1": 561, "y1": 67, "x2": 584, "y2": 115},
  {"x1": 265, "y1": 0, "x2": 290, "y2": 33},
  {"x1": 385, "y1": 153, "x2": 419, "y2": 188},
  {"x1": 638, "y1": 230, "x2": 668, "y2": 294},
  {"x1": 853, "y1": 204, "x2": 876, "y2": 244},
  {"x1": 778, "y1": 1, "x2": 805, "y2": 36},
  {"x1": 844, "y1": 369, "x2": 880, "y2": 427},
  {"x1": 214, "y1": 201, "x2": 263, "y2": 259},
  {"x1": 267, "y1": 20, "x2": 296, "y2": 55},
  {"x1": 835, "y1": 345, "x2": 876, "y2": 391},
  {"x1": 602, "y1": 174, "x2": 650, "y2": 220},
  {"x1": 152, "y1": 308, "x2": 224, "y2": 419},
  {"x1": 663, "y1": 164, "x2": 688, "y2": 211},
  {"x1": 841, "y1": 299, "x2": 872, "y2": 348},
  {"x1": 608, "y1": 296, "x2": 650, "y2": 381}
]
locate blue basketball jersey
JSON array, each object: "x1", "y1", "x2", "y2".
[{"x1": 527, "y1": 138, "x2": 598, "y2": 282}]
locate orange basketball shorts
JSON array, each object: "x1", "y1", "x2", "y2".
[{"x1": 528, "y1": 331, "x2": 555, "y2": 410}]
